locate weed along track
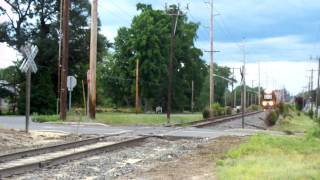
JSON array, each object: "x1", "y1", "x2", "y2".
[{"x1": 0, "y1": 135, "x2": 148, "y2": 178}]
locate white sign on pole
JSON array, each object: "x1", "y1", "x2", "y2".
[
  {"x1": 67, "y1": 76, "x2": 77, "y2": 111},
  {"x1": 67, "y1": 76, "x2": 77, "y2": 91}
]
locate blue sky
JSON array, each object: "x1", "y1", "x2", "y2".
[
  {"x1": 96, "y1": 0, "x2": 320, "y2": 94},
  {"x1": 98, "y1": 0, "x2": 320, "y2": 64},
  {"x1": 1, "y1": 0, "x2": 320, "y2": 94}
]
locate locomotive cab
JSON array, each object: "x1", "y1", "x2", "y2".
[{"x1": 262, "y1": 90, "x2": 277, "y2": 109}]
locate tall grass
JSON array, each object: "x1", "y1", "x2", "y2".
[
  {"x1": 32, "y1": 113, "x2": 202, "y2": 125},
  {"x1": 216, "y1": 134, "x2": 320, "y2": 179}
]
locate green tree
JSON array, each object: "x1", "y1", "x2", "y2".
[
  {"x1": 197, "y1": 64, "x2": 232, "y2": 109},
  {"x1": 103, "y1": 3, "x2": 207, "y2": 111},
  {"x1": 1, "y1": 0, "x2": 109, "y2": 114}
]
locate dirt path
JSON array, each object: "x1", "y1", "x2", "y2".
[{"x1": 122, "y1": 136, "x2": 246, "y2": 180}]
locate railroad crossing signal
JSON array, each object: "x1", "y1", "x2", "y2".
[
  {"x1": 19, "y1": 43, "x2": 38, "y2": 133},
  {"x1": 20, "y1": 44, "x2": 38, "y2": 73}
]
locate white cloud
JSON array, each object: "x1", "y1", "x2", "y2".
[
  {"x1": 196, "y1": 35, "x2": 315, "y2": 64},
  {"x1": 221, "y1": 61, "x2": 317, "y2": 95},
  {"x1": 0, "y1": 43, "x2": 19, "y2": 68}
]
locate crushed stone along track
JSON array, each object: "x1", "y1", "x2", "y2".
[
  {"x1": 191, "y1": 111, "x2": 263, "y2": 128},
  {"x1": 203, "y1": 111, "x2": 267, "y2": 130},
  {"x1": 9, "y1": 137, "x2": 207, "y2": 179},
  {"x1": 0, "y1": 135, "x2": 148, "y2": 178}
]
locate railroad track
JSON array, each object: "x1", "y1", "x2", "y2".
[
  {"x1": 191, "y1": 111, "x2": 263, "y2": 128},
  {"x1": 0, "y1": 135, "x2": 148, "y2": 178}
]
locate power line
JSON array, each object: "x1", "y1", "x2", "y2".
[{"x1": 187, "y1": 11, "x2": 210, "y2": 40}]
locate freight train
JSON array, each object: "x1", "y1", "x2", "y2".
[{"x1": 261, "y1": 89, "x2": 282, "y2": 109}]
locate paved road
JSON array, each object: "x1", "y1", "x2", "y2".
[{"x1": 0, "y1": 113, "x2": 280, "y2": 139}]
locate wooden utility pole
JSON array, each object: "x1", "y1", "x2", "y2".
[
  {"x1": 25, "y1": 69, "x2": 31, "y2": 133},
  {"x1": 57, "y1": 0, "x2": 64, "y2": 115},
  {"x1": 316, "y1": 57, "x2": 320, "y2": 119},
  {"x1": 231, "y1": 67, "x2": 240, "y2": 108},
  {"x1": 311, "y1": 69, "x2": 314, "y2": 113},
  {"x1": 241, "y1": 38, "x2": 246, "y2": 129},
  {"x1": 307, "y1": 69, "x2": 316, "y2": 116},
  {"x1": 251, "y1": 80, "x2": 255, "y2": 105},
  {"x1": 166, "y1": 4, "x2": 181, "y2": 122},
  {"x1": 209, "y1": 0, "x2": 214, "y2": 108},
  {"x1": 241, "y1": 66, "x2": 245, "y2": 129},
  {"x1": 258, "y1": 61, "x2": 261, "y2": 105},
  {"x1": 232, "y1": 68, "x2": 235, "y2": 108},
  {"x1": 59, "y1": 0, "x2": 69, "y2": 120},
  {"x1": 82, "y1": 80, "x2": 87, "y2": 114},
  {"x1": 89, "y1": 0, "x2": 98, "y2": 119},
  {"x1": 191, "y1": 80, "x2": 194, "y2": 113},
  {"x1": 135, "y1": 59, "x2": 140, "y2": 113}
]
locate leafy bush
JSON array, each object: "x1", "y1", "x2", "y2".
[
  {"x1": 32, "y1": 114, "x2": 60, "y2": 123},
  {"x1": 307, "y1": 127, "x2": 320, "y2": 139},
  {"x1": 295, "y1": 97, "x2": 304, "y2": 111},
  {"x1": 278, "y1": 102, "x2": 285, "y2": 114},
  {"x1": 202, "y1": 109, "x2": 212, "y2": 119},
  {"x1": 278, "y1": 102, "x2": 290, "y2": 117},
  {"x1": 265, "y1": 111, "x2": 279, "y2": 126},
  {"x1": 308, "y1": 109, "x2": 314, "y2": 119},
  {"x1": 212, "y1": 103, "x2": 224, "y2": 116},
  {"x1": 248, "y1": 105, "x2": 260, "y2": 111},
  {"x1": 226, "y1": 106, "x2": 232, "y2": 115}
]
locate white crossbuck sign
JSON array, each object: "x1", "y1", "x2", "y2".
[{"x1": 19, "y1": 44, "x2": 38, "y2": 73}]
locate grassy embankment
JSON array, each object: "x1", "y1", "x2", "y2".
[
  {"x1": 32, "y1": 112, "x2": 202, "y2": 125},
  {"x1": 216, "y1": 109, "x2": 320, "y2": 179}
]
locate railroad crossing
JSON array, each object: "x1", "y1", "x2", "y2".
[{"x1": 0, "y1": 112, "x2": 269, "y2": 138}]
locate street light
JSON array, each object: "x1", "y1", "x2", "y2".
[
  {"x1": 213, "y1": 74, "x2": 236, "y2": 106},
  {"x1": 213, "y1": 74, "x2": 236, "y2": 83}
]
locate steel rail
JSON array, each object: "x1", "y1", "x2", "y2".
[
  {"x1": 169, "y1": 111, "x2": 262, "y2": 127},
  {"x1": 0, "y1": 136, "x2": 107, "y2": 163},
  {"x1": 191, "y1": 111, "x2": 263, "y2": 128},
  {"x1": 0, "y1": 136, "x2": 148, "y2": 178}
]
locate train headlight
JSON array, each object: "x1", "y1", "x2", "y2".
[
  {"x1": 262, "y1": 101, "x2": 267, "y2": 106},
  {"x1": 269, "y1": 101, "x2": 274, "y2": 106}
]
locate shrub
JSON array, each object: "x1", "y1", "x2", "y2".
[
  {"x1": 248, "y1": 105, "x2": 260, "y2": 111},
  {"x1": 308, "y1": 109, "x2": 314, "y2": 119},
  {"x1": 295, "y1": 96, "x2": 304, "y2": 111},
  {"x1": 226, "y1": 106, "x2": 232, "y2": 115},
  {"x1": 212, "y1": 103, "x2": 224, "y2": 116},
  {"x1": 32, "y1": 114, "x2": 60, "y2": 123},
  {"x1": 278, "y1": 102, "x2": 290, "y2": 117},
  {"x1": 202, "y1": 109, "x2": 212, "y2": 119},
  {"x1": 265, "y1": 111, "x2": 279, "y2": 126},
  {"x1": 278, "y1": 102, "x2": 285, "y2": 114},
  {"x1": 307, "y1": 127, "x2": 320, "y2": 139}
]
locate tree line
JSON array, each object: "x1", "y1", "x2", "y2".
[{"x1": 0, "y1": 1, "x2": 232, "y2": 114}]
